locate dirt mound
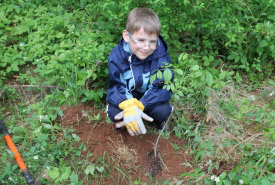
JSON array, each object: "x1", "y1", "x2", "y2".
[{"x1": 59, "y1": 104, "x2": 192, "y2": 184}]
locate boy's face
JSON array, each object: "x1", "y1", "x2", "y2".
[{"x1": 123, "y1": 28, "x2": 158, "y2": 60}]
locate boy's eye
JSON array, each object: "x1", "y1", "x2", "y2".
[
  {"x1": 150, "y1": 40, "x2": 157, "y2": 44},
  {"x1": 137, "y1": 39, "x2": 145, "y2": 43}
]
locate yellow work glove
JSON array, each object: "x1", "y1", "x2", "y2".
[{"x1": 115, "y1": 98, "x2": 153, "y2": 136}]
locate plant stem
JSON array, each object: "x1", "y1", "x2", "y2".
[{"x1": 154, "y1": 107, "x2": 173, "y2": 158}]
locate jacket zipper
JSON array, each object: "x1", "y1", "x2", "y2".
[{"x1": 128, "y1": 55, "x2": 136, "y2": 92}]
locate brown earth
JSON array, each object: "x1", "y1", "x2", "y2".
[{"x1": 59, "y1": 104, "x2": 192, "y2": 184}]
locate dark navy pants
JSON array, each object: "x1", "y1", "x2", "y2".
[{"x1": 106, "y1": 102, "x2": 173, "y2": 129}]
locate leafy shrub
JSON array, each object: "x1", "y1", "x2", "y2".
[
  {"x1": 149, "y1": 0, "x2": 275, "y2": 80},
  {"x1": 1, "y1": 0, "x2": 274, "y2": 101},
  {"x1": 0, "y1": 1, "x2": 114, "y2": 102}
]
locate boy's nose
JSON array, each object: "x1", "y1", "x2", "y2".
[{"x1": 143, "y1": 43, "x2": 150, "y2": 50}]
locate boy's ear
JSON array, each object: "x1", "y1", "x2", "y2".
[{"x1": 123, "y1": 30, "x2": 130, "y2": 42}]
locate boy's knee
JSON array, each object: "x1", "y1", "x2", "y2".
[{"x1": 146, "y1": 102, "x2": 172, "y2": 123}]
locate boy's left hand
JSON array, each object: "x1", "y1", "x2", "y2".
[{"x1": 114, "y1": 110, "x2": 153, "y2": 136}]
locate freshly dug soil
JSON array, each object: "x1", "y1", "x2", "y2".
[{"x1": 59, "y1": 104, "x2": 192, "y2": 184}]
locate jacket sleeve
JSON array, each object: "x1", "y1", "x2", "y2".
[
  {"x1": 106, "y1": 49, "x2": 133, "y2": 107},
  {"x1": 140, "y1": 54, "x2": 174, "y2": 110}
]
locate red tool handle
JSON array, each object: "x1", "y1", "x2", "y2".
[
  {"x1": 4, "y1": 135, "x2": 27, "y2": 171},
  {"x1": 0, "y1": 120, "x2": 35, "y2": 185}
]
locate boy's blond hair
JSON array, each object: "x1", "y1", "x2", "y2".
[{"x1": 126, "y1": 8, "x2": 160, "y2": 36}]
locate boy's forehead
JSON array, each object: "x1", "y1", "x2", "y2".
[{"x1": 132, "y1": 28, "x2": 158, "y2": 39}]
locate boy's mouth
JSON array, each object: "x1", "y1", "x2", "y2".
[{"x1": 140, "y1": 51, "x2": 150, "y2": 55}]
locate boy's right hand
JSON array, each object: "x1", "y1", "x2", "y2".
[
  {"x1": 114, "y1": 109, "x2": 153, "y2": 136},
  {"x1": 116, "y1": 98, "x2": 153, "y2": 136}
]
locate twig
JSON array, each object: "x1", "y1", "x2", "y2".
[
  {"x1": 158, "y1": 152, "x2": 168, "y2": 171},
  {"x1": 23, "y1": 93, "x2": 41, "y2": 106},
  {"x1": 0, "y1": 89, "x2": 5, "y2": 97},
  {"x1": 237, "y1": 0, "x2": 255, "y2": 18},
  {"x1": 7, "y1": 85, "x2": 65, "y2": 90}
]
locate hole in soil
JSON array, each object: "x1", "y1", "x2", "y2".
[{"x1": 146, "y1": 150, "x2": 162, "y2": 177}]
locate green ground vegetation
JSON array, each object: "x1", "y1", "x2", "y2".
[{"x1": 0, "y1": 0, "x2": 274, "y2": 184}]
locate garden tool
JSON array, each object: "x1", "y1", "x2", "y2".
[{"x1": 0, "y1": 119, "x2": 40, "y2": 185}]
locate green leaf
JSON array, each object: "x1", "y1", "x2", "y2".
[
  {"x1": 209, "y1": 55, "x2": 214, "y2": 61},
  {"x1": 204, "y1": 60, "x2": 210, "y2": 66},
  {"x1": 85, "y1": 165, "x2": 95, "y2": 175},
  {"x1": 223, "y1": 180, "x2": 232, "y2": 185},
  {"x1": 241, "y1": 56, "x2": 247, "y2": 65},
  {"x1": 234, "y1": 56, "x2": 240, "y2": 63},
  {"x1": 170, "y1": 83, "x2": 175, "y2": 91},
  {"x1": 251, "y1": 179, "x2": 261, "y2": 185},
  {"x1": 179, "y1": 53, "x2": 188, "y2": 62},
  {"x1": 47, "y1": 167, "x2": 60, "y2": 180},
  {"x1": 191, "y1": 65, "x2": 200, "y2": 71},
  {"x1": 269, "y1": 174, "x2": 275, "y2": 181},
  {"x1": 157, "y1": 70, "x2": 162, "y2": 79},
  {"x1": 202, "y1": 56, "x2": 208, "y2": 61},
  {"x1": 64, "y1": 90, "x2": 70, "y2": 99},
  {"x1": 96, "y1": 166, "x2": 104, "y2": 173},
  {"x1": 33, "y1": 126, "x2": 42, "y2": 133},
  {"x1": 206, "y1": 72, "x2": 213, "y2": 87},
  {"x1": 6, "y1": 5, "x2": 14, "y2": 13},
  {"x1": 15, "y1": 7, "x2": 20, "y2": 14},
  {"x1": 220, "y1": 171, "x2": 226, "y2": 179},
  {"x1": 150, "y1": 74, "x2": 156, "y2": 83},
  {"x1": 257, "y1": 47, "x2": 263, "y2": 55},
  {"x1": 56, "y1": 32, "x2": 65, "y2": 38},
  {"x1": 228, "y1": 171, "x2": 236, "y2": 180},
  {"x1": 43, "y1": 124, "x2": 52, "y2": 129},
  {"x1": 59, "y1": 167, "x2": 71, "y2": 180},
  {"x1": 11, "y1": 63, "x2": 19, "y2": 71},
  {"x1": 219, "y1": 71, "x2": 226, "y2": 80},
  {"x1": 70, "y1": 171, "x2": 78, "y2": 183},
  {"x1": 163, "y1": 69, "x2": 172, "y2": 84},
  {"x1": 261, "y1": 178, "x2": 271, "y2": 185},
  {"x1": 227, "y1": 54, "x2": 235, "y2": 60},
  {"x1": 259, "y1": 40, "x2": 268, "y2": 47},
  {"x1": 174, "y1": 69, "x2": 183, "y2": 75}
]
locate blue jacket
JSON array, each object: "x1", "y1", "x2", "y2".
[{"x1": 106, "y1": 36, "x2": 173, "y2": 110}]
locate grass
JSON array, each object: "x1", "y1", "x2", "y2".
[
  {"x1": 177, "y1": 81, "x2": 275, "y2": 184},
  {"x1": 1, "y1": 78, "x2": 274, "y2": 184},
  {"x1": 0, "y1": 87, "x2": 149, "y2": 185},
  {"x1": 0, "y1": 88, "x2": 87, "y2": 184},
  {"x1": 108, "y1": 136, "x2": 140, "y2": 173}
]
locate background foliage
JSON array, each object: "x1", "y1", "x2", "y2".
[{"x1": 0, "y1": 0, "x2": 274, "y2": 184}]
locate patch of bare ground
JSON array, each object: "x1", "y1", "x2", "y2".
[{"x1": 58, "y1": 104, "x2": 192, "y2": 184}]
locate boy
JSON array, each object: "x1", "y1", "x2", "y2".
[{"x1": 106, "y1": 8, "x2": 173, "y2": 136}]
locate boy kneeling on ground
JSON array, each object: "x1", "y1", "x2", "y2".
[{"x1": 106, "y1": 8, "x2": 173, "y2": 136}]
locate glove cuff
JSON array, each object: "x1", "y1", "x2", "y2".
[
  {"x1": 118, "y1": 98, "x2": 145, "y2": 111},
  {"x1": 118, "y1": 98, "x2": 139, "y2": 110},
  {"x1": 136, "y1": 101, "x2": 145, "y2": 111}
]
